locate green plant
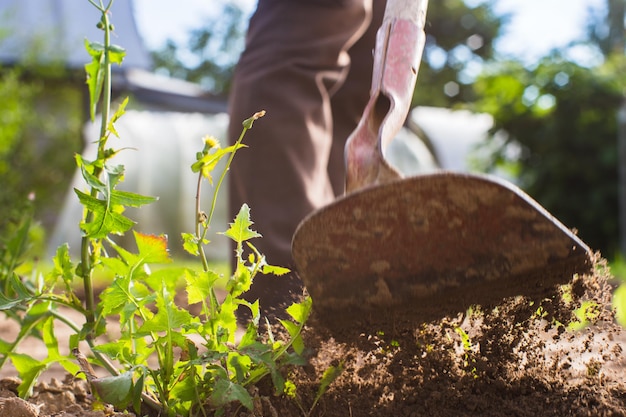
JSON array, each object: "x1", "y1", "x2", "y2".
[
  {"x1": 453, "y1": 326, "x2": 477, "y2": 376},
  {"x1": 284, "y1": 362, "x2": 344, "y2": 417},
  {"x1": 0, "y1": 1, "x2": 313, "y2": 415}
]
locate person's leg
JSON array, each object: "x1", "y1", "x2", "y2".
[
  {"x1": 327, "y1": 0, "x2": 386, "y2": 196},
  {"x1": 228, "y1": 0, "x2": 370, "y2": 315}
]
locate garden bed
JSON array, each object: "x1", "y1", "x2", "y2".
[{"x1": 1, "y1": 257, "x2": 625, "y2": 416}]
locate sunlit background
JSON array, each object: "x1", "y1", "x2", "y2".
[{"x1": 0, "y1": 0, "x2": 624, "y2": 270}]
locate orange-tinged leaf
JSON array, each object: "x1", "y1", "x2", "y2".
[{"x1": 135, "y1": 232, "x2": 171, "y2": 264}]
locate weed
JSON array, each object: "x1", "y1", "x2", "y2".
[{"x1": 0, "y1": 2, "x2": 313, "y2": 416}]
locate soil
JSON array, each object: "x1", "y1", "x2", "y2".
[{"x1": 1, "y1": 255, "x2": 625, "y2": 417}]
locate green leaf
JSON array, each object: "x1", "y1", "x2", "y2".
[
  {"x1": 134, "y1": 232, "x2": 171, "y2": 264},
  {"x1": 0, "y1": 338, "x2": 12, "y2": 355},
  {"x1": 10, "y1": 353, "x2": 48, "y2": 398},
  {"x1": 98, "y1": 274, "x2": 133, "y2": 317},
  {"x1": 191, "y1": 143, "x2": 245, "y2": 184},
  {"x1": 138, "y1": 288, "x2": 192, "y2": 333},
  {"x1": 185, "y1": 269, "x2": 220, "y2": 305},
  {"x1": 262, "y1": 264, "x2": 291, "y2": 276},
  {"x1": 0, "y1": 273, "x2": 34, "y2": 310},
  {"x1": 84, "y1": 39, "x2": 105, "y2": 121},
  {"x1": 41, "y1": 316, "x2": 61, "y2": 361},
  {"x1": 107, "y1": 97, "x2": 128, "y2": 138},
  {"x1": 145, "y1": 267, "x2": 186, "y2": 294},
  {"x1": 92, "y1": 340, "x2": 133, "y2": 363},
  {"x1": 181, "y1": 232, "x2": 200, "y2": 256},
  {"x1": 132, "y1": 371, "x2": 144, "y2": 414},
  {"x1": 108, "y1": 44, "x2": 126, "y2": 66},
  {"x1": 216, "y1": 295, "x2": 238, "y2": 343},
  {"x1": 279, "y1": 320, "x2": 304, "y2": 355},
  {"x1": 90, "y1": 371, "x2": 134, "y2": 409},
  {"x1": 221, "y1": 204, "x2": 261, "y2": 244},
  {"x1": 286, "y1": 297, "x2": 312, "y2": 325},
  {"x1": 47, "y1": 244, "x2": 74, "y2": 287},
  {"x1": 227, "y1": 265, "x2": 252, "y2": 298},
  {"x1": 75, "y1": 189, "x2": 135, "y2": 238},
  {"x1": 209, "y1": 377, "x2": 253, "y2": 410},
  {"x1": 228, "y1": 352, "x2": 252, "y2": 383},
  {"x1": 314, "y1": 362, "x2": 344, "y2": 407},
  {"x1": 5, "y1": 212, "x2": 31, "y2": 261},
  {"x1": 110, "y1": 189, "x2": 157, "y2": 208}
]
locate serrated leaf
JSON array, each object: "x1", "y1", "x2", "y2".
[
  {"x1": 10, "y1": 353, "x2": 48, "y2": 398},
  {"x1": 191, "y1": 143, "x2": 246, "y2": 184},
  {"x1": 221, "y1": 204, "x2": 261, "y2": 243},
  {"x1": 0, "y1": 293, "x2": 25, "y2": 310},
  {"x1": 107, "y1": 97, "x2": 128, "y2": 138},
  {"x1": 110, "y1": 190, "x2": 157, "y2": 208},
  {"x1": 75, "y1": 189, "x2": 135, "y2": 238},
  {"x1": 134, "y1": 232, "x2": 171, "y2": 264},
  {"x1": 98, "y1": 274, "x2": 138, "y2": 320},
  {"x1": 209, "y1": 377, "x2": 253, "y2": 410},
  {"x1": 0, "y1": 274, "x2": 34, "y2": 310},
  {"x1": 145, "y1": 267, "x2": 186, "y2": 294},
  {"x1": 228, "y1": 352, "x2": 252, "y2": 383},
  {"x1": 84, "y1": 39, "x2": 105, "y2": 121},
  {"x1": 138, "y1": 289, "x2": 192, "y2": 333},
  {"x1": 92, "y1": 340, "x2": 127, "y2": 361},
  {"x1": 217, "y1": 295, "x2": 238, "y2": 343},
  {"x1": 181, "y1": 232, "x2": 200, "y2": 256},
  {"x1": 185, "y1": 269, "x2": 220, "y2": 305},
  {"x1": 108, "y1": 44, "x2": 126, "y2": 65},
  {"x1": 48, "y1": 244, "x2": 74, "y2": 287},
  {"x1": 286, "y1": 297, "x2": 312, "y2": 325},
  {"x1": 262, "y1": 264, "x2": 290, "y2": 276},
  {"x1": 226, "y1": 265, "x2": 252, "y2": 298}
]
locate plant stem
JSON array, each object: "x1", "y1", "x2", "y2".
[
  {"x1": 80, "y1": 0, "x2": 114, "y2": 336},
  {"x1": 194, "y1": 173, "x2": 210, "y2": 273}
]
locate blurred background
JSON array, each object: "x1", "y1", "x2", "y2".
[{"x1": 0, "y1": 0, "x2": 624, "y2": 267}]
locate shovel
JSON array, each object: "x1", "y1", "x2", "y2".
[{"x1": 291, "y1": 0, "x2": 593, "y2": 327}]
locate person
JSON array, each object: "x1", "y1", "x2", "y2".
[{"x1": 228, "y1": 0, "x2": 386, "y2": 318}]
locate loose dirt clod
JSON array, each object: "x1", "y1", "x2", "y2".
[{"x1": 0, "y1": 397, "x2": 41, "y2": 417}]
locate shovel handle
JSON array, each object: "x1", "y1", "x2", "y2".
[{"x1": 384, "y1": 0, "x2": 428, "y2": 27}]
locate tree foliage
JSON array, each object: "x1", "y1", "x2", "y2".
[
  {"x1": 150, "y1": 2, "x2": 246, "y2": 96},
  {"x1": 473, "y1": 55, "x2": 625, "y2": 256},
  {"x1": 472, "y1": 0, "x2": 625, "y2": 257},
  {"x1": 150, "y1": 0, "x2": 505, "y2": 105},
  {"x1": 0, "y1": 67, "x2": 82, "y2": 241},
  {"x1": 414, "y1": 0, "x2": 504, "y2": 107}
]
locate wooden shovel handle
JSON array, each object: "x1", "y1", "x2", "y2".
[{"x1": 384, "y1": 0, "x2": 428, "y2": 27}]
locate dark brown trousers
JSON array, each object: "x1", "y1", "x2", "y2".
[{"x1": 228, "y1": 0, "x2": 385, "y2": 312}]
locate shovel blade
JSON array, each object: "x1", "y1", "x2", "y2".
[{"x1": 292, "y1": 173, "x2": 593, "y2": 326}]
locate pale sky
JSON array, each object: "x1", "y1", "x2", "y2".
[{"x1": 133, "y1": 0, "x2": 607, "y2": 64}]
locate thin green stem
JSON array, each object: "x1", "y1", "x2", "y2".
[
  {"x1": 80, "y1": 0, "x2": 114, "y2": 337},
  {"x1": 195, "y1": 173, "x2": 210, "y2": 272},
  {"x1": 206, "y1": 127, "x2": 249, "y2": 230}
]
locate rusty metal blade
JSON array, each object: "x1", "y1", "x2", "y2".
[{"x1": 292, "y1": 172, "x2": 593, "y2": 326}]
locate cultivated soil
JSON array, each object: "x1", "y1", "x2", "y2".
[{"x1": 1, "y1": 254, "x2": 625, "y2": 417}]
